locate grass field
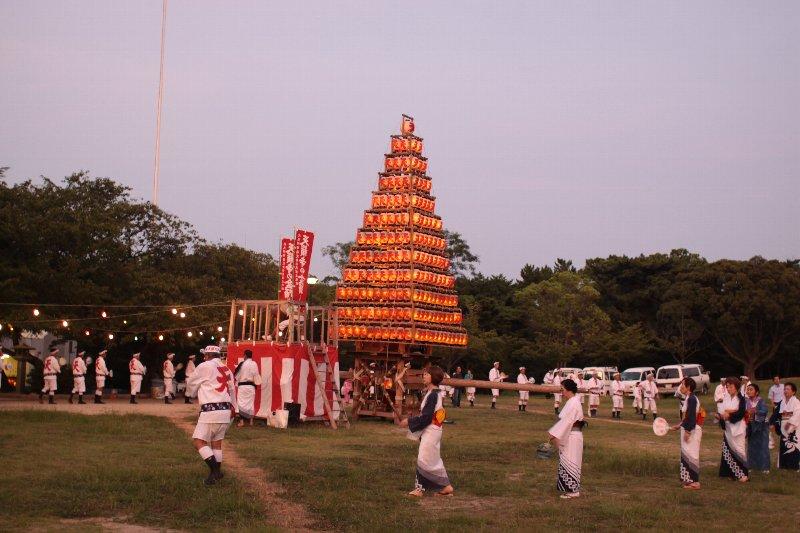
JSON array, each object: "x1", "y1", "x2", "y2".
[
  {"x1": 230, "y1": 390, "x2": 800, "y2": 531},
  {"x1": 0, "y1": 411, "x2": 266, "y2": 532},
  {"x1": 2, "y1": 385, "x2": 799, "y2": 532}
]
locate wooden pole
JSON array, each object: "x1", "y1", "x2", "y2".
[{"x1": 443, "y1": 378, "x2": 561, "y2": 394}]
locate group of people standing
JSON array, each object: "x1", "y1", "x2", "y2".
[{"x1": 39, "y1": 348, "x2": 111, "y2": 405}]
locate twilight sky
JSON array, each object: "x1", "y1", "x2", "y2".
[{"x1": 2, "y1": 1, "x2": 798, "y2": 279}]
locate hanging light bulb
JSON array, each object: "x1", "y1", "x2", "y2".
[
  {"x1": 238, "y1": 309, "x2": 244, "y2": 316},
  {"x1": 179, "y1": 312, "x2": 186, "y2": 318},
  {"x1": 187, "y1": 331, "x2": 193, "y2": 337},
  {"x1": 210, "y1": 335, "x2": 215, "y2": 340},
  {"x1": 158, "y1": 334, "x2": 164, "y2": 341},
  {"x1": 134, "y1": 335, "x2": 138, "y2": 341},
  {"x1": 101, "y1": 311, "x2": 108, "y2": 318},
  {"x1": 171, "y1": 308, "x2": 178, "y2": 315},
  {"x1": 84, "y1": 330, "x2": 90, "y2": 336},
  {"x1": 33, "y1": 308, "x2": 40, "y2": 317},
  {"x1": 108, "y1": 333, "x2": 114, "y2": 340},
  {"x1": 123, "y1": 320, "x2": 128, "y2": 324},
  {"x1": 61, "y1": 320, "x2": 69, "y2": 327},
  {"x1": 199, "y1": 331, "x2": 204, "y2": 336},
  {"x1": 220, "y1": 337, "x2": 226, "y2": 342},
  {"x1": 217, "y1": 326, "x2": 223, "y2": 332}
]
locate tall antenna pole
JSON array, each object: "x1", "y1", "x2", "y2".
[{"x1": 152, "y1": 0, "x2": 168, "y2": 206}]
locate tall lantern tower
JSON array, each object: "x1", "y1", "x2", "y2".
[{"x1": 335, "y1": 115, "x2": 467, "y2": 419}]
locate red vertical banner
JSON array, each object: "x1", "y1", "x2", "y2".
[
  {"x1": 279, "y1": 238, "x2": 296, "y2": 300},
  {"x1": 293, "y1": 229, "x2": 315, "y2": 302}
]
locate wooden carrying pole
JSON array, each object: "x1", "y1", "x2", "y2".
[{"x1": 443, "y1": 378, "x2": 572, "y2": 394}]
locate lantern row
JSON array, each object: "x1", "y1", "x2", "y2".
[
  {"x1": 371, "y1": 193, "x2": 435, "y2": 213},
  {"x1": 378, "y1": 174, "x2": 432, "y2": 194},
  {"x1": 338, "y1": 325, "x2": 467, "y2": 346},
  {"x1": 384, "y1": 155, "x2": 428, "y2": 173},
  {"x1": 363, "y1": 211, "x2": 443, "y2": 231},
  {"x1": 342, "y1": 268, "x2": 455, "y2": 289},
  {"x1": 390, "y1": 136, "x2": 424, "y2": 154},
  {"x1": 335, "y1": 286, "x2": 459, "y2": 307},
  {"x1": 349, "y1": 249, "x2": 450, "y2": 270},
  {"x1": 338, "y1": 306, "x2": 462, "y2": 325},
  {"x1": 356, "y1": 230, "x2": 446, "y2": 251}
]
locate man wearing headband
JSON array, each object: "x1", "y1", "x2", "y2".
[
  {"x1": 69, "y1": 351, "x2": 87, "y2": 404},
  {"x1": 489, "y1": 362, "x2": 503, "y2": 410},
  {"x1": 517, "y1": 367, "x2": 529, "y2": 412},
  {"x1": 39, "y1": 348, "x2": 61, "y2": 404},
  {"x1": 163, "y1": 353, "x2": 176, "y2": 404},
  {"x1": 611, "y1": 372, "x2": 624, "y2": 419},
  {"x1": 94, "y1": 350, "x2": 109, "y2": 404},
  {"x1": 184, "y1": 355, "x2": 197, "y2": 404},
  {"x1": 186, "y1": 345, "x2": 237, "y2": 485},
  {"x1": 129, "y1": 353, "x2": 145, "y2": 404}
]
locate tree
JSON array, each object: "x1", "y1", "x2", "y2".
[
  {"x1": 443, "y1": 230, "x2": 479, "y2": 279},
  {"x1": 321, "y1": 241, "x2": 353, "y2": 279},
  {"x1": 515, "y1": 272, "x2": 612, "y2": 367},
  {"x1": 680, "y1": 258, "x2": 800, "y2": 378},
  {"x1": 518, "y1": 263, "x2": 554, "y2": 287}
]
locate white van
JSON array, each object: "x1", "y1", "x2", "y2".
[
  {"x1": 655, "y1": 364, "x2": 710, "y2": 395},
  {"x1": 556, "y1": 367, "x2": 583, "y2": 379},
  {"x1": 582, "y1": 367, "x2": 619, "y2": 396},
  {"x1": 620, "y1": 367, "x2": 656, "y2": 396}
]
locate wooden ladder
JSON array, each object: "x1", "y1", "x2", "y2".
[{"x1": 304, "y1": 343, "x2": 350, "y2": 429}]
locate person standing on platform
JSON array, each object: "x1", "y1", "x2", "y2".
[
  {"x1": 548, "y1": 378, "x2": 584, "y2": 499},
  {"x1": 641, "y1": 374, "x2": 659, "y2": 421},
  {"x1": 94, "y1": 350, "x2": 109, "y2": 404},
  {"x1": 69, "y1": 351, "x2": 87, "y2": 404},
  {"x1": 611, "y1": 373, "x2": 624, "y2": 419},
  {"x1": 186, "y1": 345, "x2": 237, "y2": 485},
  {"x1": 778, "y1": 383, "x2": 800, "y2": 471},
  {"x1": 464, "y1": 368, "x2": 476, "y2": 407},
  {"x1": 163, "y1": 353, "x2": 176, "y2": 404},
  {"x1": 184, "y1": 354, "x2": 197, "y2": 404},
  {"x1": 451, "y1": 366, "x2": 463, "y2": 408},
  {"x1": 552, "y1": 372, "x2": 563, "y2": 416},
  {"x1": 39, "y1": 348, "x2": 61, "y2": 404},
  {"x1": 586, "y1": 372, "x2": 602, "y2": 418},
  {"x1": 235, "y1": 350, "x2": 259, "y2": 427},
  {"x1": 517, "y1": 367, "x2": 529, "y2": 412},
  {"x1": 489, "y1": 362, "x2": 503, "y2": 410},
  {"x1": 129, "y1": 353, "x2": 145, "y2": 404}
]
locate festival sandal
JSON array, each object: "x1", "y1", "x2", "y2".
[
  {"x1": 407, "y1": 489, "x2": 424, "y2": 498},
  {"x1": 436, "y1": 487, "x2": 454, "y2": 497}
]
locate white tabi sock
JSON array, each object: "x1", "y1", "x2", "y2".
[
  {"x1": 213, "y1": 449, "x2": 223, "y2": 464},
  {"x1": 198, "y1": 446, "x2": 214, "y2": 461}
]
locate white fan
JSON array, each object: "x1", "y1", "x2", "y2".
[{"x1": 652, "y1": 417, "x2": 669, "y2": 437}]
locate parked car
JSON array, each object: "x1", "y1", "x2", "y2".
[
  {"x1": 655, "y1": 364, "x2": 710, "y2": 395},
  {"x1": 619, "y1": 367, "x2": 656, "y2": 396},
  {"x1": 555, "y1": 367, "x2": 583, "y2": 379},
  {"x1": 581, "y1": 366, "x2": 619, "y2": 395}
]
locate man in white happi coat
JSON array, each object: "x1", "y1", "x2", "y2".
[
  {"x1": 640, "y1": 373, "x2": 659, "y2": 420},
  {"x1": 184, "y1": 354, "x2": 197, "y2": 404},
  {"x1": 516, "y1": 367, "x2": 529, "y2": 412},
  {"x1": 489, "y1": 362, "x2": 503, "y2": 410},
  {"x1": 234, "y1": 349, "x2": 259, "y2": 427},
  {"x1": 186, "y1": 345, "x2": 237, "y2": 485},
  {"x1": 129, "y1": 353, "x2": 145, "y2": 404},
  {"x1": 610, "y1": 372, "x2": 624, "y2": 419},
  {"x1": 94, "y1": 350, "x2": 109, "y2": 404},
  {"x1": 39, "y1": 348, "x2": 61, "y2": 404},
  {"x1": 586, "y1": 372, "x2": 602, "y2": 418},
  {"x1": 69, "y1": 351, "x2": 88, "y2": 404},
  {"x1": 571, "y1": 373, "x2": 586, "y2": 408},
  {"x1": 714, "y1": 377, "x2": 727, "y2": 425},
  {"x1": 632, "y1": 381, "x2": 644, "y2": 414},
  {"x1": 552, "y1": 372, "x2": 563, "y2": 415},
  {"x1": 163, "y1": 353, "x2": 176, "y2": 404}
]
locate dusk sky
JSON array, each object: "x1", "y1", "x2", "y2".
[{"x1": 3, "y1": 1, "x2": 798, "y2": 279}]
